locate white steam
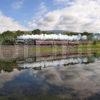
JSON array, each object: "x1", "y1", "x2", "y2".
[{"x1": 17, "y1": 34, "x2": 87, "y2": 41}]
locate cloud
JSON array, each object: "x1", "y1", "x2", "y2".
[
  {"x1": 29, "y1": 0, "x2": 100, "y2": 33},
  {"x1": 0, "y1": 11, "x2": 27, "y2": 33},
  {"x1": 28, "y1": 2, "x2": 48, "y2": 29},
  {"x1": 11, "y1": 0, "x2": 24, "y2": 10},
  {"x1": 54, "y1": 0, "x2": 74, "y2": 5}
]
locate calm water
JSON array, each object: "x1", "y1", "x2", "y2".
[{"x1": 0, "y1": 46, "x2": 100, "y2": 100}]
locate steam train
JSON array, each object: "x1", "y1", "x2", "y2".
[{"x1": 16, "y1": 39, "x2": 80, "y2": 45}]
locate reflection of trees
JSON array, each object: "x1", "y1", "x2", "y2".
[
  {"x1": 0, "y1": 53, "x2": 99, "y2": 72},
  {"x1": 85, "y1": 56, "x2": 95, "y2": 64},
  {"x1": 0, "y1": 60, "x2": 17, "y2": 72}
]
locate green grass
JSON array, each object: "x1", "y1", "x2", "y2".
[{"x1": 31, "y1": 42, "x2": 100, "y2": 55}]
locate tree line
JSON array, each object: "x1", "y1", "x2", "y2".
[{"x1": 0, "y1": 29, "x2": 95, "y2": 44}]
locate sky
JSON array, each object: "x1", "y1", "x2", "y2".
[{"x1": 0, "y1": 0, "x2": 100, "y2": 33}]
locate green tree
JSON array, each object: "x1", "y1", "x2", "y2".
[
  {"x1": 81, "y1": 32, "x2": 93, "y2": 40},
  {"x1": 1, "y1": 31, "x2": 15, "y2": 44},
  {"x1": 32, "y1": 29, "x2": 41, "y2": 34},
  {"x1": 15, "y1": 30, "x2": 25, "y2": 37}
]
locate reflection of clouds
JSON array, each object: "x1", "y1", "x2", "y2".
[
  {"x1": 36, "y1": 61, "x2": 100, "y2": 99},
  {"x1": 0, "y1": 60, "x2": 100, "y2": 99},
  {"x1": 39, "y1": 65, "x2": 79, "y2": 86},
  {"x1": 40, "y1": 68, "x2": 63, "y2": 85},
  {"x1": 0, "y1": 69, "x2": 23, "y2": 88}
]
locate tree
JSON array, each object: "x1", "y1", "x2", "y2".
[
  {"x1": 32, "y1": 29, "x2": 41, "y2": 34},
  {"x1": 2, "y1": 31, "x2": 14, "y2": 37},
  {"x1": 64, "y1": 32, "x2": 78, "y2": 35},
  {"x1": 15, "y1": 30, "x2": 25, "y2": 37},
  {"x1": 82, "y1": 32, "x2": 93, "y2": 40},
  {"x1": 1, "y1": 31, "x2": 15, "y2": 44}
]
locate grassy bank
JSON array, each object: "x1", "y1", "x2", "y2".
[{"x1": 32, "y1": 41, "x2": 100, "y2": 55}]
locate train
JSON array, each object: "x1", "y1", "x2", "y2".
[{"x1": 16, "y1": 39, "x2": 80, "y2": 45}]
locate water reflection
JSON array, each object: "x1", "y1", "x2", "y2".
[
  {"x1": 18, "y1": 54, "x2": 96, "y2": 69},
  {"x1": 0, "y1": 53, "x2": 100, "y2": 100},
  {"x1": 0, "y1": 54, "x2": 98, "y2": 72}
]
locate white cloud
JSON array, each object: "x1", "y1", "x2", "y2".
[
  {"x1": 54, "y1": 0, "x2": 74, "y2": 4},
  {"x1": 53, "y1": 0, "x2": 75, "y2": 7},
  {"x1": 0, "y1": 11, "x2": 27, "y2": 33},
  {"x1": 55, "y1": 0, "x2": 66, "y2": 1},
  {"x1": 28, "y1": 2, "x2": 48, "y2": 29},
  {"x1": 29, "y1": 0, "x2": 100, "y2": 33},
  {"x1": 11, "y1": 0, "x2": 24, "y2": 10}
]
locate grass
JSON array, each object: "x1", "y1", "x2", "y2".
[{"x1": 31, "y1": 41, "x2": 100, "y2": 55}]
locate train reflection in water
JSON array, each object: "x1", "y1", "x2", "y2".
[
  {"x1": 0, "y1": 54, "x2": 97, "y2": 73},
  {"x1": 18, "y1": 54, "x2": 96, "y2": 70}
]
